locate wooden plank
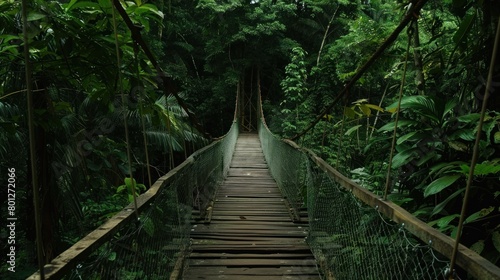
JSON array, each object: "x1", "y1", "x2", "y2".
[
  {"x1": 210, "y1": 216, "x2": 292, "y2": 222},
  {"x1": 184, "y1": 266, "x2": 319, "y2": 275},
  {"x1": 190, "y1": 231, "x2": 307, "y2": 237},
  {"x1": 213, "y1": 203, "x2": 287, "y2": 208},
  {"x1": 211, "y1": 209, "x2": 289, "y2": 214},
  {"x1": 215, "y1": 197, "x2": 285, "y2": 202},
  {"x1": 192, "y1": 224, "x2": 307, "y2": 231},
  {"x1": 192, "y1": 236, "x2": 306, "y2": 242},
  {"x1": 183, "y1": 273, "x2": 320, "y2": 280},
  {"x1": 223, "y1": 178, "x2": 276, "y2": 183},
  {"x1": 190, "y1": 245, "x2": 313, "y2": 253},
  {"x1": 188, "y1": 258, "x2": 317, "y2": 266},
  {"x1": 185, "y1": 133, "x2": 321, "y2": 280},
  {"x1": 207, "y1": 219, "x2": 305, "y2": 224},
  {"x1": 188, "y1": 253, "x2": 313, "y2": 259},
  {"x1": 192, "y1": 238, "x2": 306, "y2": 245}
]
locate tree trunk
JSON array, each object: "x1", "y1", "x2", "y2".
[{"x1": 34, "y1": 85, "x2": 60, "y2": 263}]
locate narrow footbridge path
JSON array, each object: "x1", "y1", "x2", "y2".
[
  {"x1": 27, "y1": 105, "x2": 500, "y2": 280},
  {"x1": 184, "y1": 133, "x2": 321, "y2": 279}
]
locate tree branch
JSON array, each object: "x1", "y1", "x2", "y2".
[
  {"x1": 111, "y1": 0, "x2": 211, "y2": 139},
  {"x1": 290, "y1": 0, "x2": 428, "y2": 141}
]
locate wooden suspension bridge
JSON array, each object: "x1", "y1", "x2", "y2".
[{"x1": 184, "y1": 133, "x2": 320, "y2": 279}]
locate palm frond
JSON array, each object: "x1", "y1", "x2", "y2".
[{"x1": 145, "y1": 130, "x2": 184, "y2": 151}]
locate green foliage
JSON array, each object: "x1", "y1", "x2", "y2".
[
  {"x1": 0, "y1": 0, "x2": 207, "y2": 269},
  {"x1": 116, "y1": 177, "x2": 147, "y2": 202},
  {"x1": 2, "y1": 0, "x2": 500, "y2": 273},
  {"x1": 280, "y1": 46, "x2": 309, "y2": 137}
]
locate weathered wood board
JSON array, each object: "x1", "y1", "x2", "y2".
[{"x1": 183, "y1": 133, "x2": 321, "y2": 279}]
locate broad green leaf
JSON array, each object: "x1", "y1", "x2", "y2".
[
  {"x1": 429, "y1": 161, "x2": 465, "y2": 177},
  {"x1": 364, "y1": 104, "x2": 384, "y2": 112},
  {"x1": 416, "y1": 151, "x2": 437, "y2": 167},
  {"x1": 0, "y1": 35, "x2": 21, "y2": 43},
  {"x1": 483, "y1": 118, "x2": 497, "y2": 141},
  {"x1": 448, "y1": 141, "x2": 468, "y2": 152},
  {"x1": 143, "y1": 219, "x2": 155, "y2": 237},
  {"x1": 457, "y1": 113, "x2": 481, "y2": 123},
  {"x1": 116, "y1": 185, "x2": 127, "y2": 193},
  {"x1": 391, "y1": 148, "x2": 416, "y2": 168},
  {"x1": 352, "y1": 98, "x2": 369, "y2": 104},
  {"x1": 70, "y1": 1, "x2": 101, "y2": 11},
  {"x1": 359, "y1": 104, "x2": 371, "y2": 116},
  {"x1": 424, "y1": 175, "x2": 461, "y2": 197},
  {"x1": 0, "y1": 45, "x2": 19, "y2": 55},
  {"x1": 98, "y1": 0, "x2": 112, "y2": 9},
  {"x1": 344, "y1": 106, "x2": 357, "y2": 119},
  {"x1": 454, "y1": 129, "x2": 475, "y2": 141},
  {"x1": 108, "y1": 252, "x2": 116, "y2": 261},
  {"x1": 124, "y1": 177, "x2": 138, "y2": 195},
  {"x1": 345, "y1": 125, "x2": 362, "y2": 136},
  {"x1": 387, "y1": 96, "x2": 438, "y2": 122},
  {"x1": 436, "y1": 214, "x2": 460, "y2": 229},
  {"x1": 413, "y1": 206, "x2": 435, "y2": 218},
  {"x1": 464, "y1": 206, "x2": 494, "y2": 224},
  {"x1": 412, "y1": 207, "x2": 432, "y2": 217},
  {"x1": 135, "y1": 4, "x2": 164, "y2": 19},
  {"x1": 63, "y1": 0, "x2": 78, "y2": 11},
  {"x1": 397, "y1": 132, "x2": 417, "y2": 145},
  {"x1": 431, "y1": 188, "x2": 465, "y2": 216},
  {"x1": 495, "y1": 131, "x2": 500, "y2": 144},
  {"x1": 493, "y1": 231, "x2": 500, "y2": 253},
  {"x1": 470, "y1": 240, "x2": 485, "y2": 255},
  {"x1": 27, "y1": 12, "x2": 46, "y2": 21},
  {"x1": 443, "y1": 98, "x2": 458, "y2": 117},
  {"x1": 378, "y1": 120, "x2": 418, "y2": 132},
  {"x1": 453, "y1": 13, "x2": 476, "y2": 45},
  {"x1": 460, "y1": 162, "x2": 500, "y2": 176}
]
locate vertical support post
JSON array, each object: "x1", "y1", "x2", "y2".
[{"x1": 21, "y1": 0, "x2": 45, "y2": 277}]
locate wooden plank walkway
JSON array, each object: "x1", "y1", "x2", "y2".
[{"x1": 183, "y1": 133, "x2": 321, "y2": 280}]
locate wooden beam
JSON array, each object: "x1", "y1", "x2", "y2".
[
  {"x1": 26, "y1": 157, "x2": 194, "y2": 279},
  {"x1": 27, "y1": 133, "x2": 232, "y2": 279},
  {"x1": 294, "y1": 144, "x2": 500, "y2": 280}
]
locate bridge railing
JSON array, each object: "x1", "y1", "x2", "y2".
[
  {"x1": 28, "y1": 112, "x2": 239, "y2": 280},
  {"x1": 257, "y1": 95, "x2": 500, "y2": 279}
]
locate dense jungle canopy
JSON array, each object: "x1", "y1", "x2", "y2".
[{"x1": 0, "y1": 0, "x2": 499, "y2": 278}]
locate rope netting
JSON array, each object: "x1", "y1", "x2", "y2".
[
  {"x1": 258, "y1": 117, "x2": 452, "y2": 279},
  {"x1": 305, "y1": 165, "x2": 450, "y2": 279},
  {"x1": 28, "y1": 119, "x2": 239, "y2": 279}
]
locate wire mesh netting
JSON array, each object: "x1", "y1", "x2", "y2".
[
  {"x1": 62, "y1": 121, "x2": 239, "y2": 280},
  {"x1": 305, "y1": 165, "x2": 451, "y2": 279},
  {"x1": 258, "y1": 117, "x2": 451, "y2": 280}
]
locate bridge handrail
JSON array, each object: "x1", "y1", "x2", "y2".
[
  {"x1": 257, "y1": 91, "x2": 500, "y2": 279},
  {"x1": 28, "y1": 91, "x2": 240, "y2": 279},
  {"x1": 300, "y1": 142, "x2": 500, "y2": 280}
]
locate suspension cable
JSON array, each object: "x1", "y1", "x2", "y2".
[
  {"x1": 447, "y1": 17, "x2": 500, "y2": 280},
  {"x1": 111, "y1": 2, "x2": 139, "y2": 217},
  {"x1": 165, "y1": 96, "x2": 175, "y2": 170},
  {"x1": 134, "y1": 45, "x2": 153, "y2": 188},
  {"x1": 21, "y1": 0, "x2": 45, "y2": 278},
  {"x1": 335, "y1": 95, "x2": 348, "y2": 169},
  {"x1": 383, "y1": 25, "x2": 412, "y2": 200}
]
